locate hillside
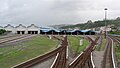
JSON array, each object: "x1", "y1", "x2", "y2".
[{"x1": 61, "y1": 17, "x2": 120, "y2": 30}]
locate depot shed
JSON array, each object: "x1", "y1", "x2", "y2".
[
  {"x1": 59, "y1": 30, "x2": 67, "y2": 35},
  {"x1": 40, "y1": 28, "x2": 51, "y2": 34},
  {"x1": 46, "y1": 29, "x2": 60, "y2": 35},
  {"x1": 4, "y1": 24, "x2": 15, "y2": 34},
  {"x1": 27, "y1": 24, "x2": 40, "y2": 34},
  {"x1": 40, "y1": 28, "x2": 60, "y2": 35},
  {"x1": 67, "y1": 30, "x2": 82, "y2": 35},
  {"x1": 80, "y1": 30, "x2": 96, "y2": 35},
  {"x1": 16, "y1": 24, "x2": 27, "y2": 34}
]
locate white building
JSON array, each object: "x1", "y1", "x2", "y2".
[
  {"x1": 4, "y1": 24, "x2": 16, "y2": 34},
  {"x1": 15, "y1": 24, "x2": 27, "y2": 34},
  {"x1": 100, "y1": 27, "x2": 111, "y2": 34},
  {"x1": 27, "y1": 24, "x2": 40, "y2": 34},
  {"x1": 3, "y1": 24, "x2": 40, "y2": 34}
]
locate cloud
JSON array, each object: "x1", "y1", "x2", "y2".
[{"x1": 0, "y1": 0, "x2": 120, "y2": 26}]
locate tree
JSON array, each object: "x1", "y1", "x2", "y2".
[
  {"x1": 0, "y1": 29, "x2": 6, "y2": 35},
  {"x1": 87, "y1": 20, "x2": 93, "y2": 23}
]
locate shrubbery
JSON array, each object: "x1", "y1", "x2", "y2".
[
  {"x1": 0, "y1": 29, "x2": 6, "y2": 35},
  {"x1": 61, "y1": 17, "x2": 120, "y2": 30},
  {"x1": 110, "y1": 31, "x2": 120, "y2": 35}
]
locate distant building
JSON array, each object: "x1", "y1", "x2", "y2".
[{"x1": 100, "y1": 26, "x2": 111, "y2": 34}]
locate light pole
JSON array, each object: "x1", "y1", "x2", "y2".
[{"x1": 104, "y1": 8, "x2": 107, "y2": 38}]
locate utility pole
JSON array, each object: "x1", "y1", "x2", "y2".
[{"x1": 104, "y1": 8, "x2": 107, "y2": 38}]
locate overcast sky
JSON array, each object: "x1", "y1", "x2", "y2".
[{"x1": 0, "y1": 0, "x2": 120, "y2": 26}]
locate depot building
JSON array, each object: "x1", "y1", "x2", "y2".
[
  {"x1": 2, "y1": 24, "x2": 97, "y2": 35},
  {"x1": 4, "y1": 24, "x2": 40, "y2": 34}
]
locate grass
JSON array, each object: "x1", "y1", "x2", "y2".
[
  {"x1": 115, "y1": 44, "x2": 120, "y2": 62},
  {"x1": 99, "y1": 38, "x2": 107, "y2": 51},
  {"x1": 96, "y1": 36, "x2": 107, "y2": 51},
  {"x1": 0, "y1": 35, "x2": 58, "y2": 68},
  {"x1": 68, "y1": 36, "x2": 89, "y2": 55}
]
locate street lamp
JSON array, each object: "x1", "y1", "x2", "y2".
[{"x1": 104, "y1": 8, "x2": 107, "y2": 38}]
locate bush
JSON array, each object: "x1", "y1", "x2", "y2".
[
  {"x1": 110, "y1": 31, "x2": 120, "y2": 35},
  {"x1": 0, "y1": 29, "x2": 6, "y2": 35}
]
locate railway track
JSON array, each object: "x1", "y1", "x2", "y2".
[
  {"x1": 114, "y1": 36, "x2": 120, "y2": 42},
  {"x1": 0, "y1": 34, "x2": 34, "y2": 44},
  {"x1": 51, "y1": 36, "x2": 67, "y2": 68},
  {"x1": 51, "y1": 47, "x2": 67, "y2": 68},
  {"x1": 11, "y1": 35, "x2": 99, "y2": 68},
  {"x1": 110, "y1": 35, "x2": 120, "y2": 44},
  {"x1": 0, "y1": 35, "x2": 21, "y2": 41},
  {"x1": 0, "y1": 34, "x2": 19, "y2": 39},
  {"x1": 12, "y1": 35, "x2": 67, "y2": 68},
  {"x1": 52, "y1": 35, "x2": 64, "y2": 41},
  {"x1": 12, "y1": 46, "x2": 63, "y2": 68},
  {"x1": 102, "y1": 36, "x2": 115, "y2": 68},
  {"x1": 69, "y1": 36, "x2": 99, "y2": 68}
]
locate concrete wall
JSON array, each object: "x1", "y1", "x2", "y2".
[
  {"x1": 27, "y1": 24, "x2": 40, "y2": 34},
  {"x1": 16, "y1": 25, "x2": 27, "y2": 34},
  {"x1": 4, "y1": 26, "x2": 16, "y2": 34}
]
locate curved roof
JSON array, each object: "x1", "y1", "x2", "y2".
[
  {"x1": 52, "y1": 29, "x2": 60, "y2": 32},
  {"x1": 80, "y1": 30, "x2": 90, "y2": 32},
  {"x1": 4, "y1": 24, "x2": 14, "y2": 28},
  {"x1": 40, "y1": 29, "x2": 96, "y2": 33},
  {"x1": 27, "y1": 24, "x2": 39, "y2": 28},
  {"x1": 15, "y1": 24, "x2": 26, "y2": 28},
  {"x1": 67, "y1": 30, "x2": 96, "y2": 33},
  {"x1": 41, "y1": 28, "x2": 60, "y2": 32},
  {"x1": 40, "y1": 28, "x2": 51, "y2": 32}
]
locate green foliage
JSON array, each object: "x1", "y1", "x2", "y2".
[
  {"x1": 0, "y1": 29, "x2": 6, "y2": 35},
  {"x1": 96, "y1": 38, "x2": 107, "y2": 51},
  {"x1": 61, "y1": 18, "x2": 120, "y2": 30},
  {"x1": 115, "y1": 45, "x2": 120, "y2": 62},
  {"x1": 110, "y1": 31, "x2": 120, "y2": 34},
  {"x1": 0, "y1": 36, "x2": 58, "y2": 68},
  {"x1": 68, "y1": 36, "x2": 89, "y2": 55}
]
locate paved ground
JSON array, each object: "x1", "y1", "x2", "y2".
[
  {"x1": 68, "y1": 45, "x2": 75, "y2": 64},
  {"x1": 92, "y1": 51, "x2": 104, "y2": 68},
  {"x1": 30, "y1": 56, "x2": 55, "y2": 68}
]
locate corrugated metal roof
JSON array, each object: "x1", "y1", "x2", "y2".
[
  {"x1": 40, "y1": 28, "x2": 96, "y2": 33},
  {"x1": 52, "y1": 29, "x2": 60, "y2": 32},
  {"x1": 67, "y1": 30, "x2": 79, "y2": 32},
  {"x1": 80, "y1": 30, "x2": 90, "y2": 32},
  {"x1": 41, "y1": 27, "x2": 60, "y2": 32},
  {"x1": 40, "y1": 29, "x2": 51, "y2": 32}
]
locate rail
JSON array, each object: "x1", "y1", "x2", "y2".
[
  {"x1": 69, "y1": 36, "x2": 99, "y2": 68},
  {"x1": 102, "y1": 36, "x2": 115, "y2": 68}
]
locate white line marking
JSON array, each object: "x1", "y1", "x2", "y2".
[
  {"x1": 109, "y1": 37, "x2": 116, "y2": 68},
  {"x1": 11, "y1": 46, "x2": 61, "y2": 68},
  {"x1": 69, "y1": 52, "x2": 83, "y2": 66},
  {"x1": 91, "y1": 52, "x2": 95, "y2": 68},
  {"x1": 50, "y1": 53, "x2": 59, "y2": 68},
  {"x1": 66, "y1": 46, "x2": 68, "y2": 59}
]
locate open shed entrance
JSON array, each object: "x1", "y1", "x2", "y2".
[
  {"x1": 28, "y1": 31, "x2": 38, "y2": 34},
  {"x1": 17, "y1": 31, "x2": 25, "y2": 34}
]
